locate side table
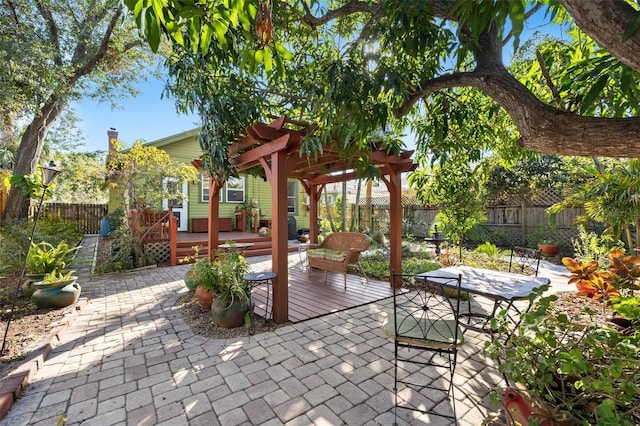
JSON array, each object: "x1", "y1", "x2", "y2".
[
  {"x1": 243, "y1": 271, "x2": 276, "y2": 323},
  {"x1": 298, "y1": 243, "x2": 309, "y2": 271}
]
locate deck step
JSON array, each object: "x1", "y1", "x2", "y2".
[{"x1": 175, "y1": 241, "x2": 298, "y2": 261}]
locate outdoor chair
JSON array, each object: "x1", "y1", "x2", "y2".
[
  {"x1": 508, "y1": 246, "x2": 541, "y2": 276},
  {"x1": 382, "y1": 270, "x2": 464, "y2": 425}
]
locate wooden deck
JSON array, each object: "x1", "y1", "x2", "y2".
[
  {"x1": 177, "y1": 233, "x2": 397, "y2": 323},
  {"x1": 247, "y1": 255, "x2": 397, "y2": 323}
]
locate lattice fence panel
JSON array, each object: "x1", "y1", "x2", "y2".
[
  {"x1": 357, "y1": 188, "x2": 606, "y2": 249},
  {"x1": 145, "y1": 242, "x2": 170, "y2": 264}
]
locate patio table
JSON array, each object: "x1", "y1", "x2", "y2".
[
  {"x1": 416, "y1": 265, "x2": 550, "y2": 336},
  {"x1": 218, "y1": 242, "x2": 255, "y2": 254}
]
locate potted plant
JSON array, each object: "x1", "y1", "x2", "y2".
[
  {"x1": 31, "y1": 269, "x2": 82, "y2": 309},
  {"x1": 191, "y1": 257, "x2": 218, "y2": 309},
  {"x1": 193, "y1": 247, "x2": 252, "y2": 328},
  {"x1": 529, "y1": 225, "x2": 559, "y2": 257},
  {"x1": 22, "y1": 241, "x2": 81, "y2": 298}
]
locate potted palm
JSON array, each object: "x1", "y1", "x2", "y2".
[
  {"x1": 23, "y1": 241, "x2": 81, "y2": 298},
  {"x1": 193, "y1": 247, "x2": 252, "y2": 328}
]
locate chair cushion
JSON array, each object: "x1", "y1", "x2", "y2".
[
  {"x1": 382, "y1": 314, "x2": 464, "y2": 348},
  {"x1": 307, "y1": 248, "x2": 347, "y2": 262}
]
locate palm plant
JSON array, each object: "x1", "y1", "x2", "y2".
[{"x1": 549, "y1": 159, "x2": 640, "y2": 251}]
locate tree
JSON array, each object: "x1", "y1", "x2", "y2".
[
  {"x1": 409, "y1": 163, "x2": 487, "y2": 248},
  {"x1": 105, "y1": 142, "x2": 198, "y2": 267},
  {"x1": 125, "y1": 0, "x2": 640, "y2": 175},
  {"x1": 50, "y1": 152, "x2": 109, "y2": 204},
  {"x1": 1, "y1": 0, "x2": 154, "y2": 220}
]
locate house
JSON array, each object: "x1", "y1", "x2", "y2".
[{"x1": 107, "y1": 128, "x2": 311, "y2": 235}]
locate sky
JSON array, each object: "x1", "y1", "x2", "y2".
[{"x1": 72, "y1": 78, "x2": 198, "y2": 152}]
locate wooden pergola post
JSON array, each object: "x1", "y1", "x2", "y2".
[
  {"x1": 207, "y1": 180, "x2": 221, "y2": 260},
  {"x1": 271, "y1": 150, "x2": 289, "y2": 323},
  {"x1": 307, "y1": 183, "x2": 322, "y2": 244},
  {"x1": 385, "y1": 169, "x2": 403, "y2": 288}
]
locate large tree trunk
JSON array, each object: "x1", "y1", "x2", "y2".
[
  {"x1": 559, "y1": 0, "x2": 640, "y2": 72},
  {"x1": 4, "y1": 98, "x2": 62, "y2": 220}
]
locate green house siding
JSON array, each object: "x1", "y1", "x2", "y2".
[{"x1": 141, "y1": 128, "x2": 310, "y2": 233}]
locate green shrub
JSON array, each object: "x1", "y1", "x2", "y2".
[
  {"x1": 104, "y1": 208, "x2": 126, "y2": 234},
  {"x1": 485, "y1": 289, "x2": 640, "y2": 425},
  {"x1": 572, "y1": 225, "x2": 623, "y2": 266},
  {"x1": 0, "y1": 222, "x2": 31, "y2": 273},
  {"x1": 370, "y1": 230, "x2": 385, "y2": 246},
  {"x1": 359, "y1": 253, "x2": 439, "y2": 280},
  {"x1": 36, "y1": 217, "x2": 84, "y2": 245},
  {"x1": 474, "y1": 241, "x2": 508, "y2": 258}
]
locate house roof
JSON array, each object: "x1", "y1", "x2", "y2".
[{"x1": 143, "y1": 128, "x2": 200, "y2": 149}]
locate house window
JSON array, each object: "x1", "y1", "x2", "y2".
[
  {"x1": 201, "y1": 174, "x2": 209, "y2": 202},
  {"x1": 226, "y1": 176, "x2": 245, "y2": 203},
  {"x1": 201, "y1": 174, "x2": 222, "y2": 202},
  {"x1": 288, "y1": 181, "x2": 297, "y2": 214}
]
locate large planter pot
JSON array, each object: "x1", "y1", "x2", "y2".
[
  {"x1": 31, "y1": 278, "x2": 81, "y2": 309},
  {"x1": 22, "y1": 273, "x2": 47, "y2": 298},
  {"x1": 537, "y1": 243, "x2": 559, "y2": 257},
  {"x1": 195, "y1": 285, "x2": 215, "y2": 310},
  {"x1": 211, "y1": 297, "x2": 253, "y2": 328}
]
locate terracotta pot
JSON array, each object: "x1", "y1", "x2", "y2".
[
  {"x1": 537, "y1": 243, "x2": 559, "y2": 257},
  {"x1": 195, "y1": 285, "x2": 215, "y2": 310}
]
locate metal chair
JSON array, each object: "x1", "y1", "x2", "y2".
[
  {"x1": 508, "y1": 246, "x2": 541, "y2": 276},
  {"x1": 382, "y1": 270, "x2": 464, "y2": 425}
]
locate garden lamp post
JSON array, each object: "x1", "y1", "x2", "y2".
[{"x1": 1, "y1": 161, "x2": 61, "y2": 354}]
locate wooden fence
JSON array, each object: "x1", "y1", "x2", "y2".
[
  {"x1": 33, "y1": 203, "x2": 107, "y2": 234},
  {"x1": 358, "y1": 189, "x2": 604, "y2": 249}
]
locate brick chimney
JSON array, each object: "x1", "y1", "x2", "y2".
[{"x1": 107, "y1": 128, "x2": 118, "y2": 152}]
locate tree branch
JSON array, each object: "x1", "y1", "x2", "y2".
[
  {"x1": 35, "y1": 0, "x2": 63, "y2": 66},
  {"x1": 300, "y1": 0, "x2": 382, "y2": 28},
  {"x1": 69, "y1": 4, "x2": 123, "y2": 85},
  {"x1": 536, "y1": 49, "x2": 564, "y2": 110}
]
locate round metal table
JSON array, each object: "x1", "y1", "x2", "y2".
[{"x1": 243, "y1": 271, "x2": 276, "y2": 323}]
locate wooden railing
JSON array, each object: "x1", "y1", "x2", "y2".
[{"x1": 131, "y1": 208, "x2": 173, "y2": 243}]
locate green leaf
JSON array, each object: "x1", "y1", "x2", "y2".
[
  {"x1": 201, "y1": 23, "x2": 214, "y2": 54},
  {"x1": 580, "y1": 74, "x2": 609, "y2": 114},
  {"x1": 144, "y1": 12, "x2": 161, "y2": 53},
  {"x1": 263, "y1": 47, "x2": 272, "y2": 72}
]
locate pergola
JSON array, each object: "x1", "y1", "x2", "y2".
[{"x1": 204, "y1": 116, "x2": 417, "y2": 324}]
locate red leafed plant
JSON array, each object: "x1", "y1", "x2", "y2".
[{"x1": 563, "y1": 248, "x2": 640, "y2": 300}]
